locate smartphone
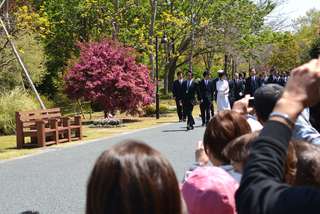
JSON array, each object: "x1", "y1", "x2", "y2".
[{"x1": 248, "y1": 97, "x2": 255, "y2": 107}]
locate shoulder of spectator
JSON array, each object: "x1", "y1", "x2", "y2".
[
  {"x1": 293, "y1": 108, "x2": 320, "y2": 145},
  {"x1": 237, "y1": 120, "x2": 294, "y2": 214},
  {"x1": 182, "y1": 162, "x2": 209, "y2": 183}
]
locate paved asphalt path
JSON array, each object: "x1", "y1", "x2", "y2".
[{"x1": 0, "y1": 119, "x2": 206, "y2": 214}]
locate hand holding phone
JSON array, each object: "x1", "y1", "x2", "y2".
[{"x1": 195, "y1": 141, "x2": 209, "y2": 166}]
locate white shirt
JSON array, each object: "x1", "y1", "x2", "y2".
[
  {"x1": 246, "y1": 114, "x2": 263, "y2": 132},
  {"x1": 187, "y1": 79, "x2": 193, "y2": 88}
]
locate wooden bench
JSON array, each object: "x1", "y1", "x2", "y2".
[{"x1": 16, "y1": 108, "x2": 82, "y2": 149}]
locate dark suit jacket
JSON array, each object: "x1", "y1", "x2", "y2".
[
  {"x1": 267, "y1": 75, "x2": 277, "y2": 84},
  {"x1": 230, "y1": 79, "x2": 245, "y2": 100},
  {"x1": 278, "y1": 77, "x2": 286, "y2": 86},
  {"x1": 182, "y1": 79, "x2": 198, "y2": 104},
  {"x1": 172, "y1": 79, "x2": 184, "y2": 100},
  {"x1": 199, "y1": 79, "x2": 214, "y2": 102},
  {"x1": 245, "y1": 76, "x2": 261, "y2": 96},
  {"x1": 212, "y1": 78, "x2": 219, "y2": 100}
]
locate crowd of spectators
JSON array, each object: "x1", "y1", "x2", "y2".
[{"x1": 85, "y1": 59, "x2": 320, "y2": 214}]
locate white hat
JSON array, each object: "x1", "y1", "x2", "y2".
[{"x1": 217, "y1": 70, "x2": 225, "y2": 74}]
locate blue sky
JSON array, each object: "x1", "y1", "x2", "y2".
[{"x1": 267, "y1": 0, "x2": 320, "y2": 30}]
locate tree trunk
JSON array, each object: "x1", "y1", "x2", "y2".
[
  {"x1": 112, "y1": 0, "x2": 120, "y2": 40},
  {"x1": 203, "y1": 51, "x2": 214, "y2": 71},
  {"x1": 164, "y1": 72, "x2": 168, "y2": 95},
  {"x1": 148, "y1": 0, "x2": 157, "y2": 79},
  {"x1": 233, "y1": 56, "x2": 237, "y2": 75},
  {"x1": 168, "y1": 57, "x2": 178, "y2": 93},
  {"x1": 224, "y1": 54, "x2": 228, "y2": 73},
  {"x1": 189, "y1": 0, "x2": 195, "y2": 72},
  {"x1": 231, "y1": 56, "x2": 235, "y2": 78}
]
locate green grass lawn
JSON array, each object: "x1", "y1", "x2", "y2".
[{"x1": 0, "y1": 101, "x2": 201, "y2": 160}]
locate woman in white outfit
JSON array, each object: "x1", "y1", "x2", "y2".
[{"x1": 216, "y1": 70, "x2": 231, "y2": 112}]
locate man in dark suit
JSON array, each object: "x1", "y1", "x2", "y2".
[
  {"x1": 245, "y1": 68, "x2": 261, "y2": 96},
  {"x1": 229, "y1": 73, "x2": 245, "y2": 107},
  {"x1": 267, "y1": 68, "x2": 278, "y2": 84},
  {"x1": 277, "y1": 73, "x2": 285, "y2": 86},
  {"x1": 211, "y1": 77, "x2": 218, "y2": 117},
  {"x1": 182, "y1": 71, "x2": 199, "y2": 130},
  {"x1": 259, "y1": 71, "x2": 269, "y2": 86},
  {"x1": 172, "y1": 71, "x2": 185, "y2": 122},
  {"x1": 199, "y1": 71, "x2": 214, "y2": 126}
]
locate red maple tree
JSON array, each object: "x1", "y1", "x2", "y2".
[{"x1": 65, "y1": 40, "x2": 154, "y2": 116}]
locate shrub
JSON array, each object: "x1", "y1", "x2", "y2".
[
  {"x1": 88, "y1": 118, "x2": 123, "y2": 128},
  {"x1": 64, "y1": 39, "x2": 154, "y2": 115},
  {"x1": 143, "y1": 104, "x2": 173, "y2": 117},
  {"x1": 160, "y1": 93, "x2": 173, "y2": 100},
  {"x1": 0, "y1": 88, "x2": 39, "y2": 135}
]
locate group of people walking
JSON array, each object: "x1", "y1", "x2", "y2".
[{"x1": 172, "y1": 68, "x2": 289, "y2": 130}]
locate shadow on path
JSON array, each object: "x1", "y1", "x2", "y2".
[
  {"x1": 162, "y1": 125, "x2": 204, "y2": 133},
  {"x1": 162, "y1": 129, "x2": 187, "y2": 133},
  {"x1": 156, "y1": 121, "x2": 179, "y2": 124},
  {"x1": 20, "y1": 211, "x2": 39, "y2": 214}
]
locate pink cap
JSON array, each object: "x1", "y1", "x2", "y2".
[{"x1": 181, "y1": 166, "x2": 239, "y2": 214}]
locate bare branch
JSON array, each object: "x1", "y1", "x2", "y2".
[{"x1": 0, "y1": 57, "x2": 15, "y2": 68}]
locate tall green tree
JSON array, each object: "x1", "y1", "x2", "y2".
[{"x1": 268, "y1": 32, "x2": 301, "y2": 72}]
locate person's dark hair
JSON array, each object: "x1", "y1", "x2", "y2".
[
  {"x1": 223, "y1": 132, "x2": 296, "y2": 184},
  {"x1": 270, "y1": 67, "x2": 276, "y2": 73},
  {"x1": 203, "y1": 71, "x2": 210, "y2": 78},
  {"x1": 177, "y1": 71, "x2": 182, "y2": 76},
  {"x1": 223, "y1": 131, "x2": 260, "y2": 165},
  {"x1": 218, "y1": 72, "x2": 225, "y2": 78},
  {"x1": 187, "y1": 71, "x2": 193, "y2": 76},
  {"x1": 253, "y1": 84, "x2": 284, "y2": 123},
  {"x1": 203, "y1": 111, "x2": 251, "y2": 163},
  {"x1": 294, "y1": 141, "x2": 320, "y2": 188},
  {"x1": 86, "y1": 140, "x2": 182, "y2": 214}
]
